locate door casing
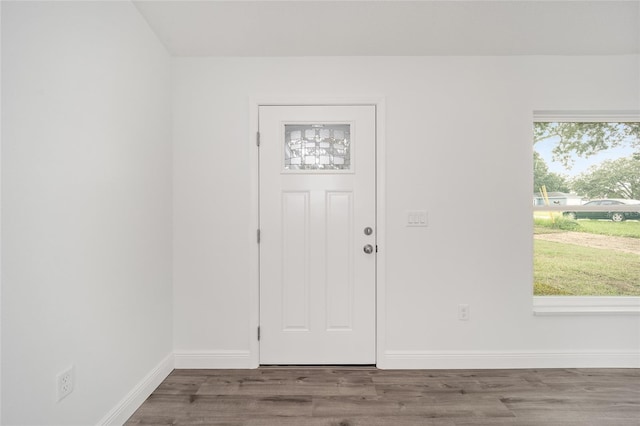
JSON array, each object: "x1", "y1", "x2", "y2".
[{"x1": 248, "y1": 96, "x2": 386, "y2": 368}]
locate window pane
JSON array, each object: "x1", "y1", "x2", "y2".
[
  {"x1": 533, "y1": 121, "x2": 640, "y2": 296},
  {"x1": 533, "y1": 211, "x2": 640, "y2": 296},
  {"x1": 284, "y1": 124, "x2": 351, "y2": 171}
]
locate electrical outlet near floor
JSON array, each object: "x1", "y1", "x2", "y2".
[
  {"x1": 458, "y1": 304, "x2": 470, "y2": 321},
  {"x1": 56, "y1": 365, "x2": 74, "y2": 402}
]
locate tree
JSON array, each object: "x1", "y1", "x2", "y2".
[
  {"x1": 571, "y1": 156, "x2": 640, "y2": 200},
  {"x1": 534, "y1": 122, "x2": 640, "y2": 168},
  {"x1": 533, "y1": 151, "x2": 569, "y2": 193}
]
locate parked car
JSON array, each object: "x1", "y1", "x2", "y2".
[{"x1": 563, "y1": 199, "x2": 640, "y2": 222}]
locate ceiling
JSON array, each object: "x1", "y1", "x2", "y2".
[{"x1": 133, "y1": 0, "x2": 640, "y2": 56}]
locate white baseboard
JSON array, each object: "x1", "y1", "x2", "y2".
[
  {"x1": 97, "y1": 353, "x2": 174, "y2": 426},
  {"x1": 174, "y1": 350, "x2": 254, "y2": 369},
  {"x1": 380, "y1": 350, "x2": 640, "y2": 369}
]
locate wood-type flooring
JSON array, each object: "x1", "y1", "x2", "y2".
[{"x1": 126, "y1": 367, "x2": 640, "y2": 425}]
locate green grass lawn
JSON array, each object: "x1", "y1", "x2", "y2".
[
  {"x1": 575, "y1": 220, "x2": 640, "y2": 238},
  {"x1": 533, "y1": 214, "x2": 639, "y2": 296},
  {"x1": 534, "y1": 239, "x2": 640, "y2": 296},
  {"x1": 534, "y1": 213, "x2": 640, "y2": 238}
]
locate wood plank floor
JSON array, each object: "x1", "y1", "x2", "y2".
[{"x1": 125, "y1": 367, "x2": 640, "y2": 425}]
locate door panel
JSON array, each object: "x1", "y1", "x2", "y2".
[
  {"x1": 325, "y1": 191, "x2": 353, "y2": 331},
  {"x1": 281, "y1": 191, "x2": 310, "y2": 331},
  {"x1": 259, "y1": 105, "x2": 376, "y2": 365}
]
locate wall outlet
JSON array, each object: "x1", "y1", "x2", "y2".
[
  {"x1": 56, "y1": 365, "x2": 75, "y2": 402},
  {"x1": 458, "y1": 304, "x2": 470, "y2": 321}
]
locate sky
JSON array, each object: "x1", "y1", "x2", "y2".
[{"x1": 534, "y1": 136, "x2": 636, "y2": 178}]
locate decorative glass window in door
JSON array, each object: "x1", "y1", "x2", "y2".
[{"x1": 284, "y1": 124, "x2": 351, "y2": 170}]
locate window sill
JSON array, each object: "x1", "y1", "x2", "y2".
[{"x1": 533, "y1": 296, "x2": 640, "y2": 315}]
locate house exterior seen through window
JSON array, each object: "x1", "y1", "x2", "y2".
[{"x1": 533, "y1": 119, "x2": 640, "y2": 298}]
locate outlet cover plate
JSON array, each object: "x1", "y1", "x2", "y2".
[
  {"x1": 458, "y1": 304, "x2": 470, "y2": 321},
  {"x1": 56, "y1": 365, "x2": 75, "y2": 402}
]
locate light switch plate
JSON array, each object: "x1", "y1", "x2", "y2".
[{"x1": 406, "y1": 210, "x2": 428, "y2": 227}]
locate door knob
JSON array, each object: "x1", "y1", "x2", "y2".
[{"x1": 363, "y1": 244, "x2": 374, "y2": 254}]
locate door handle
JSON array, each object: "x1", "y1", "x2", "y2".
[{"x1": 363, "y1": 244, "x2": 374, "y2": 254}]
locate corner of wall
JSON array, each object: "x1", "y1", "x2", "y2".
[{"x1": 97, "y1": 353, "x2": 174, "y2": 426}]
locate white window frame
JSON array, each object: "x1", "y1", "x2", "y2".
[{"x1": 532, "y1": 110, "x2": 640, "y2": 315}]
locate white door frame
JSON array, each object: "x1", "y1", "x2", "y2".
[{"x1": 248, "y1": 96, "x2": 387, "y2": 368}]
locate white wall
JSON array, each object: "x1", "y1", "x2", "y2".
[
  {"x1": 2, "y1": 1, "x2": 172, "y2": 424},
  {"x1": 173, "y1": 56, "x2": 640, "y2": 368}
]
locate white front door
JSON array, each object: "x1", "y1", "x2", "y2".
[{"x1": 259, "y1": 105, "x2": 376, "y2": 365}]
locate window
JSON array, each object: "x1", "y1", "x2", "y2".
[
  {"x1": 532, "y1": 111, "x2": 640, "y2": 314},
  {"x1": 284, "y1": 124, "x2": 351, "y2": 171}
]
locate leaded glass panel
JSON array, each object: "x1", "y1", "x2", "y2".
[{"x1": 284, "y1": 124, "x2": 351, "y2": 171}]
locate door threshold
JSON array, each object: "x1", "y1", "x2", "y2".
[{"x1": 259, "y1": 364, "x2": 377, "y2": 369}]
